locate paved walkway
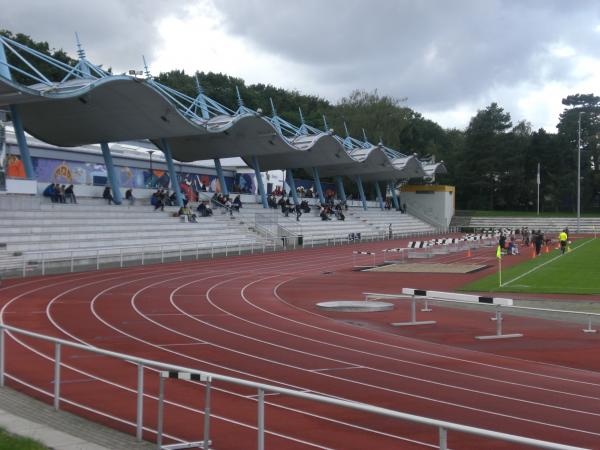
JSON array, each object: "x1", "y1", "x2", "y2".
[{"x1": 0, "y1": 386, "x2": 155, "y2": 450}]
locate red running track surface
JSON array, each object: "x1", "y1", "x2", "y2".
[{"x1": 1, "y1": 239, "x2": 600, "y2": 449}]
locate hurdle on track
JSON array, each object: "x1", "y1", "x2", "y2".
[
  {"x1": 382, "y1": 248, "x2": 407, "y2": 264},
  {"x1": 352, "y1": 250, "x2": 377, "y2": 268},
  {"x1": 364, "y1": 289, "x2": 523, "y2": 339},
  {"x1": 157, "y1": 371, "x2": 212, "y2": 450}
]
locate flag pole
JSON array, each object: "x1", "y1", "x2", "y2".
[
  {"x1": 496, "y1": 244, "x2": 502, "y2": 287},
  {"x1": 536, "y1": 162, "x2": 540, "y2": 216}
]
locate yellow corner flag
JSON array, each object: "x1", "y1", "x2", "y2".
[{"x1": 496, "y1": 245, "x2": 502, "y2": 259}]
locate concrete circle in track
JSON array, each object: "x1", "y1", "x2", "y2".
[{"x1": 316, "y1": 300, "x2": 395, "y2": 312}]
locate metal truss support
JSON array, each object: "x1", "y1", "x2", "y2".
[
  {"x1": 312, "y1": 167, "x2": 325, "y2": 204},
  {"x1": 160, "y1": 139, "x2": 184, "y2": 207},
  {"x1": 356, "y1": 175, "x2": 367, "y2": 211},
  {"x1": 286, "y1": 169, "x2": 299, "y2": 206},
  {"x1": 0, "y1": 44, "x2": 35, "y2": 179},
  {"x1": 100, "y1": 143, "x2": 122, "y2": 205},
  {"x1": 374, "y1": 181, "x2": 384, "y2": 210},
  {"x1": 390, "y1": 181, "x2": 400, "y2": 211},
  {"x1": 336, "y1": 176, "x2": 347, "y2": 203},
  {"x1": 214, "y1": 159, "x2": 229, "y2": 195},
  {"x1": 252, "y1": 156, "x2": 268, "y2": 208}
]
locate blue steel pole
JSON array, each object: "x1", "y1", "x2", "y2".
[
  {"x1": 252, "y1": 156, "x2": 268, "y2": 208},
  {"x1": 374, "y1": 182, "x2": 384, "y2": 210},
  {"x1": 335, "y1": 176, "x2": 346, "y2": 203},
  {"x1": 286, "y1": 169, "x2": 299, "y2": 206},
  {"x1": 214, "y1": 159, "x2": 229, "y2": 195},
  {"x1": 0, "y1": 43, "x2": 35, "y2": 179},
  {"x1": 356, "y1": 175, "x2": 367, "y2": 211},
  {"x1": 100, "y1": 143, "x2": 123, "y2": 204},
  {"x1": 312, "y1": 167, "x2": 325, "y2": 204},
  {"x1": 160, "y1": 139, "x2": 184, "y2": 207},
  {"x1": 390, "y1": 182, "x2": 400, "y2": 210}
]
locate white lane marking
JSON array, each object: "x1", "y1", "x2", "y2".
[{"x1": 311, "y1": 366, "x2": 364, "y2": 372}]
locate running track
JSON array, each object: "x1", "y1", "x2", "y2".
[{"x1": 1, "y1": 240, "x2": 599, "y2": 449}]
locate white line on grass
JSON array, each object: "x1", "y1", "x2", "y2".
[{"x1": 501, "y1": 238, "x2": 595, "y2": 287}]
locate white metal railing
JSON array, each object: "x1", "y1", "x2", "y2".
[
  {"x1": 0, "y1": 324, "x2": 583, "y2": 450},
  {"x1": 2, "y1": 228, "x2": 449, "y2": 278}
]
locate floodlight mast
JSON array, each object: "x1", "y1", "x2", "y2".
[{"x1": 577, "y1": 112, "x2": 582, "y2": 233}]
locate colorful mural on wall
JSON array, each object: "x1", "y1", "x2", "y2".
[{"x1": 6, "y1": 155, "x2": 239, "y2": 194}]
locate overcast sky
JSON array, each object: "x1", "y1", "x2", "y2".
[{"x1": 2, "y1": 0, "x2": 599, "y2": 132}]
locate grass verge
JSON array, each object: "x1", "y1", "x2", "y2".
[
  {"x1": 0, "y1": 427, "x2": 48, "y2": 450},
  {"x1": 460, "y1": 238, "x2": 600, "y2": 295}
]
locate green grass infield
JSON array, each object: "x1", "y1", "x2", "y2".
[
  {"x1": 460, "y1": 238, "x2": 600, "y2": 295},
  {"x1": 0, "y1": 427, "x2": 48, "y2": 450}
]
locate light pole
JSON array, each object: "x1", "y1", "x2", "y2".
[
  {"x1": 577, "y1": 112, "x2": 582, "y2": 233},
  {"x1": 147, "y1": 150, "x2": 155, "y2": 188}
]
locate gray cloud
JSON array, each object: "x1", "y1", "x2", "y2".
[
  {"x1": 212, "y1": 0, "x2": 600, "y2": 112},
  {"x1": 0, "y1": 0, "x2": 194, "y2": 72}
]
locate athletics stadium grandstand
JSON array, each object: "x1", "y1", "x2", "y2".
[{"x1": 0, "y1": 34, "x2": 597, "y2": 450}]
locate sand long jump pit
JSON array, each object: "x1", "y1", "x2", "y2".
[{"x1": 364, "y1": 263, "x2": 488, "y2": 274}]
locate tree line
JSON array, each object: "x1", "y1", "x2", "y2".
[{"x1": 2, "y1": 30, "x2": 599, "y2": 212}]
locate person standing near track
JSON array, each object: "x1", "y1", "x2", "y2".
[
  {"x1": 559, "y1": 229, "x2": 568, "y2": 255},
  {"x1": 534, "y1": 230, "x2": 543, "y2": 256}
]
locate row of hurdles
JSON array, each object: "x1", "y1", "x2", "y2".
[{"x1": 352, "y1": 232, "x2": 502, "y2": 267}]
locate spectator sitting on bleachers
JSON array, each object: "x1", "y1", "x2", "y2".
[
  {"x1": 385, "y1": 198, "x2": 392, "y2": 210},
  {"x1": 57, "y1": 185, "x2": 66, "y2": 203},
  {"x1": 43, "y1": 183, "x2": 56, "y2": 202},
  {"x1": 65, "y1": 185, "x2": 77, "y2": 204},
  {"x1": 320, "y1": 205, "x2": 331, "y2": 221},
  {"x1": 197, "y1": 201, "x2": 213, "y2": 217},
  {"x1": 300, "y1": 200, "x2": 311, "y2": 213},
  {"x1": 153, "y1": 189, "x2": 165, "y2": 211},
  {"x1": 278, "y1": 197, "x2": 289, "y2": 217},
  {"x1": 334, "y1": 209, "x2": 345, "y2": 221},
  {"x1": 103, "y1": 186, "x2": 114, "y2": 205},
  {"x1": 125, "y1": 188, "x2": 135, "y2": 205},
  {"x1": 232, "y1": 195, "x2": 242, "y2": 211},
  {"x1": 268, "y1": 194, "x2": 278, "y2": 209},
  {"x1": 178, "y1": 206, "x2": 197, "y2": 222}
]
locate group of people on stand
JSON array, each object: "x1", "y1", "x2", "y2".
[
  {"x1": 498, "y1": 227, "x2": 571, "y2": 257},
  {"x1": 43, "y1": 183, "x2": 77, "y2": 203}
]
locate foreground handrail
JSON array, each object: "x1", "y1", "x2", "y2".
[{"x1": 0, "y1": 324, "x2": 584, "y2": 450}]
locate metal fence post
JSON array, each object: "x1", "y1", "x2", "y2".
[
  {"x1": 439, "y1": 426, "x2": 447, "y2": 450},
  {"x1": 157, "y1": 374, "x2": 164, "y2": 448},
  {"x1": 120, "y1": 248, "x2": 123, "y2": 268},
  {"x1": 196, "y1": 244, "x2": 199, "y2": 260},
  {"x1": 96, "y1": 250, "x2": 100, "y2": 270},
  {"x1": 161, "y1": 246, "x2": 165, "y2": 264},
  {"x1": 141, "y1": 248, "x2": 145, "y2": 266},
  {"x1": 179, "y1": 245, "x2": 183, "y2": 262},
  {"x1": 211, "y1": 243, "x2": 215, "y2": 258},
  {"x1": 257, "y1": 388, "x2": 265, "y2": 450},
  {"x1": 136, "y1": 364, "x2": 144, "y2": 441},
  {"x1": 225, "y1": 242, "x2": 229, "y2": 257},
  {"x1": 22, "y1": 259, "x2": 26, "y2": 278},
  {"x1": 53, "y1": 343, "x2": 61, "y2": 410},
  {"x1": 0, "y1": 327, "x2": 4, "y2": 387},
  {"x1": 203, "y1": 380, "x2": 211, "y2": 450},
  {"x1": 70, "y1": 254, "x2": 74, "y2": 273},
  {"x1": 41, "y1": 257, "x2": 45, "y2": 276},
  {"x1": 238, "y1": 241, "x2": 241, "y2": 256}
]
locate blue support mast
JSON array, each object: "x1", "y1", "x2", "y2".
[
  {"x1": 374, "y1": 181, "x2": 384, "y2": 210},
  {"x1": 100, "y1": 143, "x2": 122, "y2": 205},
  {"x1": 160, "y1": 139, "x2": 184, "y2": 207},
  {"x1": 252, "y1": 156, "x2": 268, "y2": 208},
  {"x1": 286, "y1": 169, "x2": 299, "y2": 206},
  {"x1": 356, "y1": 175, "x2": 367, "y2": 211},
  {"x1": 312, "y1": 167, "x2": 325, "y2": 204},
  {"x1": 390, "y1": 182, "x2": 400, "y2": 211},
  {"x1": 0, "y1": 42, "x2": 35, "y2": 179},
  {"x1": 335, "y1": 176, "x2": 346, "y2": 203}
]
